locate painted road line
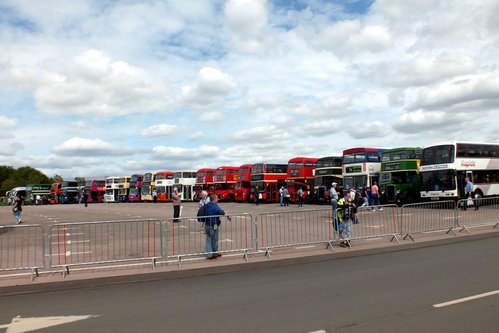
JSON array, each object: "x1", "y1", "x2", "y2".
[
  {"x1": 0, "y1": 315, "x2": 98, "y2": 332},
  {"x1": 433, "y1": 290, "x2": 499, "y2": 308}
]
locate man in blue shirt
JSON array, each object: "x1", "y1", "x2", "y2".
[{"x1": 204, "y1": 193, "x2": 231, "y2": 259}]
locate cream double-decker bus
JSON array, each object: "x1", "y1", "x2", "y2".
[
  {"x1": 104, "y1": 176, "x2": 120, "y2": 203},
  {"x1": 420, "y1": 142, "x2": 499, "y2": 200},
  {"x1": 173, "y1": 171, "x2": 197, "y2": 201}
]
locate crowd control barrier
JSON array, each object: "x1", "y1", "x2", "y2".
[
  {"x1": 49, "y1": 219, "x2": 162, "y2": 276},
  {"x1": 254, "y1": 208, "x2": 334, "y2": 257},
  {"x1": 400, "y1": 201, "x2": 457, "y2": 241},
  {"x1": 165, "y1": 213, "x2": 253, "y2": 265},
  {"x1": 350, "y1": 205, "x2": 400, "y2": 244},
  {"x1": 0, "y1": 224, "x2": 45, "y2": 280},
  {"x1": 457, "y1": 196, "x2": 499, "y2": 232}
]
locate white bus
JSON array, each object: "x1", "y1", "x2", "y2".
[
  {"x1": 420, "y1": 142, "x2": 499, "y2": 200},
  {"x1": 173, "y1": 171, "x2": 197, "y2": 201},
  {"x1": 104, "y1": 176, "x2": 120, "y2": 203}
]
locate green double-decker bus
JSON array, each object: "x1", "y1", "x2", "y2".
[
  {"x1": 380, "y1": 147, "x2": 422, "y2": 205},
  {"x1": 25, "y1": 184, "x2": 52, "y2": 205}
]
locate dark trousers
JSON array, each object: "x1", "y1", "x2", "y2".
[{"x1": 173, "y1": 205, "x2": 180, "y2": 222}]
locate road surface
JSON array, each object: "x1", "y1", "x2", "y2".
[{"x1": 0, "y1": 233, "x2": 498, "y2": 332}]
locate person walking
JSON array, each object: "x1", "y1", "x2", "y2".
[
  {"x1": 330, "y1": 182, "x2": 339, "y2": 233},
  {"x1": 172, "y1": 187, "x2": 181, "y2": 222},
  {"x1": 152, "y1": 189, "x2": 158, "y2": 203},
  {"x1": 204, "y1": 193, "x2": 231, "y2": 259},
  {"x1": 279, "y1": 186, "x2": 284, "y2": 206},
  {"x1": 12, "y1": 194, "x2": 23, "y2": 224}
]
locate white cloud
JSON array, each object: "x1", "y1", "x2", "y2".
[
  {"x1": 200, "y1": 112, "x2": 223, "y2": 122},
  {"x1": 178, "y1": 67, "x2": 237, "y2": 108},
  {"x1": 0, "y1": 116, "x2": 18, "y2": 129},
  {"x1": 231, "y1": 125, "x2": 292, "y2": 142},
  {"x1": 52, "y1": 137, "x2": 134, "y2": 156},
  {"x1": 347, "y1": 121, "x2": 389, "y2": 139},
  {"x1": 70, "y1": 121, "x2": 87, "y2": 129},
  {"x1": 142, "y1": 124, "x2": 178, "y2": 137},
  {"x1": 152, "y1": 144, "x2": 220, "y2": 160},
  {"x1": 408, "y1": 73, "x2": 499, "y2": 111},
  {"x1": 18, "y1": 49, "x2": 172, "y2": 117},
  {"x1": 392, "y1": 110, "x2": 470, "y2": 134},
  {"x1": 224, "y1": 0, "x2": 272, "y2": 54}
]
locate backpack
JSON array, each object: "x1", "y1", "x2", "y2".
[{"x1": 197, "y1": 204, "x2": 209, "y2": 223}]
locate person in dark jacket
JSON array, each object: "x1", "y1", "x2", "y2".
[{"x1": 204, "y1": 193, "x2": 231, "y2": 259}]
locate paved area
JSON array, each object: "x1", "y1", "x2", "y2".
[
  {"x1": 1, "y1": 202, "x2": 498, "y2": 289},
  {"x1": 1, "y1": 232, "x2": 498, "y2": 333}
]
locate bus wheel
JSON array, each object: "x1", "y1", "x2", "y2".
[
  {"x1": 474, "y1": 189, "x2": 483, "y2": 199},
  {"x1": 227, "y1": 194, "x2": 235, "y2": 202}
]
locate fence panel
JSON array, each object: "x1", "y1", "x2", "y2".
[
  {"x1": 400, "y1": 201, "x2": 457, "y2": 240},
  {"x1": 49, "y1": 219, "x2": 162, "y2": 274},
  {"x1": 0, "y1": 224, "x2": 45, "y2": 279},
  {"x1": 165, "y1": 213, "x2": 253, "y2": 263},
  {"x1": 349, "y1": 205, "x2": 400, "y2": 244},
  {"x1": 457, "y1": 196, "x2": 499, "y2": 231},
  {"x1": 254, "y1": 208, "x2": 334, "y2": 256}
]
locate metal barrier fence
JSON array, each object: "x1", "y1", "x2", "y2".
[
  {"x1": 350, "y1": 205, "x2": 400, "y2": 245},
  {"x1": 0, "y1": 224, "x2": 45, "y2": 280},
  {"x1": 254, "y1": 208, "x2": 334, "y2": 257},
  {"x1": 400, "y1": 201, "x2": 457, "y2": 241},
  {"x1": 457, "y1": 197, "x2": 499, "y2": 232},
  {"x1": 49, "y1": 219, "x2": 162, "y2": 276},
  {"x1": 165, "y1": 213, "x2": 253, "y2": 265}
]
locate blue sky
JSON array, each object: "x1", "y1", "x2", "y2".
[{"x1": 1, "y1": 0, "x2": 498, "y2": 178}]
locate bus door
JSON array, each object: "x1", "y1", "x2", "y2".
[
  {"x1": 369, "y1": 175, "x2": 380, "y2": 188},
  {"x1": 263, "y1": 183, "x2": 274, "y2": 202},
  {"x1": 183, "y1": 185, "x2": 192, "y2": 201}
]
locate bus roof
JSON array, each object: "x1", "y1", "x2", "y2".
[
  {"x1": 287, "y1": 157, "x2": 319, "y2": 163},
  {"x1": 238, "y1": 164, "x2": 252, "y2": 169},
  {"x1": 196, "y1": 168, "x2": 216, "y2": 173},
  {"x1": 342, "y1": 147, "x2": 386, "y2": 155},
  {"x1": 215, "y1": 166, "x2": 240, "y2": 171},
  {"x1": 422, "y1": 141, "x2": 499, "y2": 149},
  {"x1": 382, "y1": 147, "x2": 422, "y2": 153}
]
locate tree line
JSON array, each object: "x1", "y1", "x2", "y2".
[{"x1": 0, "y1": 165, "x2": 63, "y2": 197}]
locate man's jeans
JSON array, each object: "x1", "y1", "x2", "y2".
[
  {"x1": 331, "y1": 198, "x2": 338, "y2": 233},
  {"x1": 205, "y1": 225, "x2": 219, "y2": 257},
  {"x1": 13, "y1": 210, "x2": 21, "y2": 222}
]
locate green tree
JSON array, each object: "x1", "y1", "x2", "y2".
[
  {"x1": 0, "y1": 165, "x2": 16, "y2": 195},
  {"x1": 50, "y1": 174, "x2": 64, "y2": 183}
]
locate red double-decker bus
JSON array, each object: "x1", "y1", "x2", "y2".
[
  {"x1": 235, "y1": 164, "x2": 252, "y2": 202},
  {"x1": 50, "y1": 182, "x2": 62, "y2": 203},
  {"x1": 194, "y1": 168, "x2": 215, "y2": 200},
  {"x1": 155, "y1": 171, "x2": 174, "y2": 201},
  {"x1": 250, "y1": 163, "x2": 288, "y2": 202},
  {"x1": 84, "y1": 179, "x2": 105, "y2": 203},
  {"x1": 213, "y1": 166, "x2": 239, "y2": 201},
  {"x1": 286, "y1": 156, "x2": 318, "y2": 203}
]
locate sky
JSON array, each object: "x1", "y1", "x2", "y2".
[{"x1": 1, "y1": 0, "x2": 499, "y2": 179}]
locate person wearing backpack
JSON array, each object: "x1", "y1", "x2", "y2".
[
  {"x1": 337, "y1": 191, "x2": 355, "y2": 247},
  {"x1": 204, "y1": 193, "x2": 231, "y2": 259}
]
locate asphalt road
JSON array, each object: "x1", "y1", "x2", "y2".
[{"x1": 0, "y1": 233, "x2": 497, "y2": 333}]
